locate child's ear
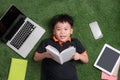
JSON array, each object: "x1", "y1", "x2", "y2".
[{"x1": 71, "y1": 28, "x2": 73, "y2": 34}]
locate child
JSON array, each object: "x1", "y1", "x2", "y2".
[{"x1": 34, "y1": 14, "x2": 89, "y2": 80}]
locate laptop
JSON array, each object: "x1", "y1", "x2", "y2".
[{"x1": 0, "y1": 5, "x2": 45, "y2": 58}]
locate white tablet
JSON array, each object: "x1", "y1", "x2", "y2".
[{"x1": 94, "y1": 44, "x2": 120, "y2": 75}]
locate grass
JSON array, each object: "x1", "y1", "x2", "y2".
[{"x1": 0, "y1": 0, "x2": 120, "y2": 80}]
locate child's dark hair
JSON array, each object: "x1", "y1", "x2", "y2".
[{"x1": 50, "y1": 14, "x2": 74, "y2": 28}]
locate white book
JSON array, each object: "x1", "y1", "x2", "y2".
[
  {"x1": 89, "y1": 21, "x2": 103, "y2": 39},
  {"x1": 45, "y1": 45, "x2": 76, "y2": 64}
]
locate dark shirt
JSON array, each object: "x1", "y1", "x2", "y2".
[{"x1": 36, "y1": 38, "x2": 85, "y2": 80}]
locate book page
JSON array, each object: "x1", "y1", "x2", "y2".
[
  {"x1": 45, "y1": 45, "x2": 62, "y2": 64},
  {"x1": 53, "y1": 55, "x2": 62, "y2": 64},
  {"x1": 45, "y1": 45, "x2": 59, "y2": 55},
  {"x1": 60, "y1": 47, "x2": 76, "y2": 63}
]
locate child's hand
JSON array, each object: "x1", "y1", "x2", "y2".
[
  {"x1": 44, "y1": 52, "x2": 53, "y2": 59},
  {"x1": 72, "y1": 51, "x2": 89, "y2": 63},
  {"x1": 34, "y1": 52, "x2": 54, "y2": 61},
  {"x1": 72, "y1": 53, "x2": 80, "y2": 60}
]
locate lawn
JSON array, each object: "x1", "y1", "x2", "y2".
[{"x1": 0, "y1": 0, "x2": 120, "y2": 80}]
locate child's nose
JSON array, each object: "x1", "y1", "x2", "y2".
[{"x1": 60, "y1": 30, "x2": 65, "y2": 34}]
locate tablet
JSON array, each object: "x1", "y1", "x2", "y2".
[{"x1": 94, "y1": 44, "x2": 120, "y2": 75}]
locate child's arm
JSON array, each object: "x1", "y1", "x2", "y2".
[
  {"x1": 73, "y1": 51, "x2": 89, "y2": 63},
  {"x1": 34, "y1": 52, "x2": 53, "y2": 61}
]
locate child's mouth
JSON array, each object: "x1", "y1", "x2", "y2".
[{"x1": 60, "y1": 36, "x2": 66, "y2": 39}]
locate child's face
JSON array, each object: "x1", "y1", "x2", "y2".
[{"x1": 53, "y1": 22, "x2": 73, "y2": 42}]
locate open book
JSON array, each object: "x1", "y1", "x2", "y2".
[{"x1": 45, "y1": 45, "x2": 76, "y2": 64}]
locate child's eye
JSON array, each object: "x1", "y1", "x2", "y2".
[
  {"x1": 65, "y1": 28, "x2": 68, "y2": 30},
  {"x1": 57, "y1": 28, "x2": 61, "y2": 31}
]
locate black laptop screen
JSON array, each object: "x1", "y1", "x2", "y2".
[{"x1": 0, "y1": 5, "x2": 25, "y2": 42}]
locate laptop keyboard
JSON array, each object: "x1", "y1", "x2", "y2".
[{"x1": 10, "y1": 21, "x2": 36, "y2": 49}]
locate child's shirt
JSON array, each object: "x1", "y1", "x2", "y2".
[{"x1": 36, "y1": 37, "x2": 85, "y2": 80}]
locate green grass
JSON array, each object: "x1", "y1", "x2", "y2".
[{"x1": 0, "y1": 0, "x2": 120, "y2": 80}]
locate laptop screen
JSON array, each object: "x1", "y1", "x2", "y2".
[{"x1": 0, "y1": 5, "x2": 25, "y2": 42}]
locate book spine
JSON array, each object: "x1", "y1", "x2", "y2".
[{"x1": 59, "y1": 55, "x2": 63, "y2": 64}]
